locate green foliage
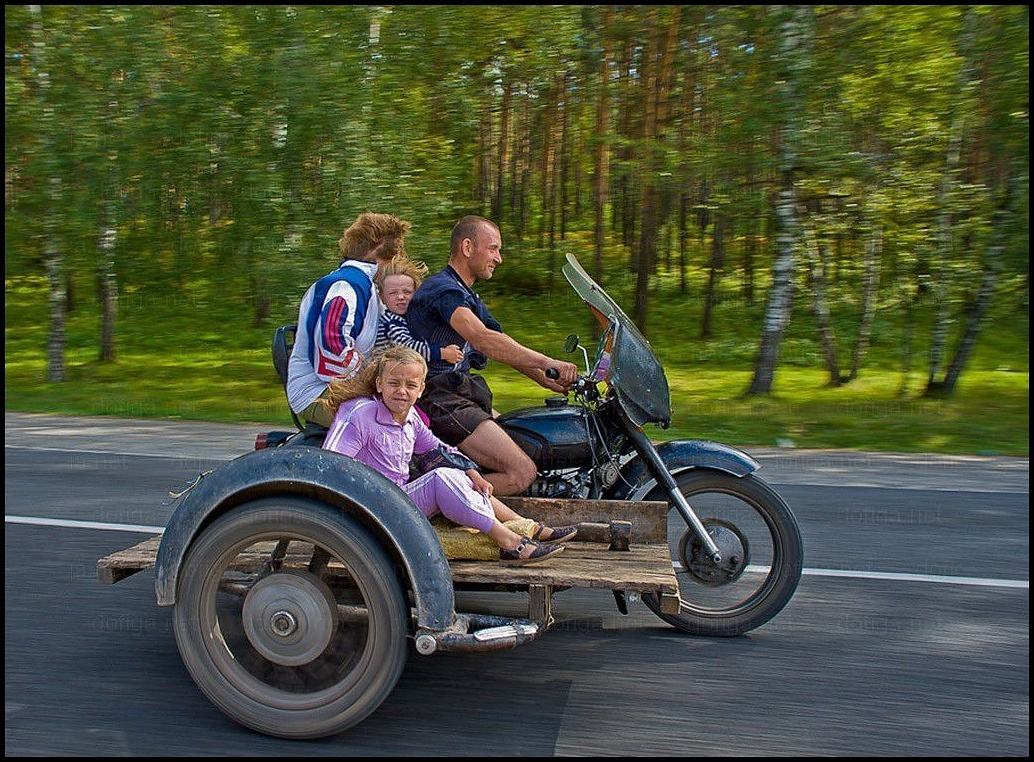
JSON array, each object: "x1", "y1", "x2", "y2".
[
  {"x1": 4, "y1": 5, "x2": 1028, "y2": 453},
  {"x1": 5, "y1": 270, "x2": 1028, "y2": 454}
]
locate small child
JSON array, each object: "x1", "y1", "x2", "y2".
[
  {"x1": 375, "y1": 256, "x2": 465, "y2": 366},
  {"x1": 321, "y1": 346, "x2": 576, "y2": 565}
]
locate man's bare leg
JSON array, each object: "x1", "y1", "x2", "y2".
[{"x1": 458, "y1": 419, "x2": 536, "y2": 496}]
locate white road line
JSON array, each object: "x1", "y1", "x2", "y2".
[
  {"x1": 764, "y1": 480, "x2": 1028, "y2": 495},
  {"x1": 5, "y1": 444, "x2": 222, "y2": 460},
  {"x1": 7, "y1": 515, "x2": 1029, "y2": 590},
  {"x1": 672, "y1": 562, "x2": 1027, "y2": 589},
  {"x1": 798, "y1": 567, "x2": 1029, "y2": 588},
  {"x1": 5, "y1": 515, "x2": 164, "y2": 534}
]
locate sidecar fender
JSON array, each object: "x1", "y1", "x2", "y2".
[
  {"x1": 155, "y1": 447, "x2": 455, "y2": 631},
  {"x1": 607, "y1": 439, "x2": 761, "y2": 502}
]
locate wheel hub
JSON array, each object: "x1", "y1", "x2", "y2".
[
  {"x1": 270, "y1": 610, "x2": 298, "y2": 637},
  {"x1": 242, "y1": 570, "x2": 338, "y2": 666},
  {"x1": 678, "y1": 519, "x2": 750, "y2": 587}
]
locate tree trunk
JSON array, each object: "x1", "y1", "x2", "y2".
[
  {"x1": 558, "y1": 73, "x2": 570, "y2": 242},
  {"x1": 98, "y1": 209, "x2": 118, "y2": 363},
  {"x1": 701, "y1": 213, "x2": 725, "y2": 339},
  {"x1": 743, "y1": 162, "x2": 758, "y2": 306},
  {"x1": 593, "y1": 8, "x2": 612, "y2": 284},
  {"x1": 747, "y1": 6, "x2": 812, "y2": 397},
  {"x1": 573, "y1": 127, "x2": 583, "y2": 222},
  {"x1": 678, "y1": 192, "x2": 688, "y2": 295},
  {"x1": 508, "y1": 84, "x2": 522, "y2": 222},
  {"x1": 475, "y1": 89, "x2": 493, "y2": 215},
  {"x1": 548, "y1": 77, "x2": 562, "y2": 284},
  {"x1": 492, "y1": 79, "x2": 512, "y2": 223},
  {"x1": 926, "y1": 113, "x2": 964, "y2": 389},
  {"x1": 744, "y1": 216, "x2": 757, "y2": 306},
  {"x1": 45, "y1": 181, "x2": 67, "y2": 383},
  {"x1": 898, "y1": 283, "x2": 916, "y2": 398},
  {"x1": 802, "y1": 222, "x2": 843, "y2": 386},
  {"x1": 619, "y1": 39, "x2": 636, "y2": 253},
  {"x1": 516, "y1": 91, "x2": 531, "y2": 241},
  {"x1": 30, "y1": 6, "x2": 66, "y2": 382},
  {"x1": 933, "y1": 166, "x2": 1019, "y2": 395},
  {"x1": 633, "y1": 8, "x2": 679, "y2": 332},
  {"x1": 847, "y1": 223, "x2": 881, "y2": 381},
  {"x1": 65, "y1": 272, "x2": 75, "y2": 314},
  {"x1": 632, "y1": 9, "x2": 660, "y2": 330},
  {"x1": 538, "y1": 91, "x2": 554, "y2": 251},
  {"x1": 926, "y1": 7, "x2": 978, "y2": 391}
]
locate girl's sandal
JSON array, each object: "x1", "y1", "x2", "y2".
[
  {"x1": 532, "y1": 522, "x2": 579, "y2": 544},
  {"x1": 500, "y1": 537, "x2": 565, "y2": 566}
]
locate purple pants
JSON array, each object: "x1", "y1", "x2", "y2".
[{"x1": 403, "y1": 468, "x2": 496, "y2": 534}]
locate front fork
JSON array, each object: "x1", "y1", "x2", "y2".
[{"x1": 624, "y1": 424, "x2": 723, "y2": 565}]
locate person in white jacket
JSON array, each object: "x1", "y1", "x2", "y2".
[{"x1": 287, "y1": 211, "x2": 411, "y2": 427}]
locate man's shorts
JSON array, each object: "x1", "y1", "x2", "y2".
[
  {"x1": 420, "y1": 372, "x2": 494, "y2": 446},
  {"x1": 300, "y1": 387, "x2": 336, "y2": 428}
]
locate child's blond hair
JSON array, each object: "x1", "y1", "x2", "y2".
[
  {"x1": 374, "y1": 253, "x2": 429, "y2": 290},
  {"x1": 325, "y1": 345, "x2": 427, "y2": 414}
]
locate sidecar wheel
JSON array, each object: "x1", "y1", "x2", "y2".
[
  {"x1": 172, "y1": 496, "x2": 408, "y2": 738},
  {"x1": 642, "y1": 471, "x2": 803, "y2": 637}
]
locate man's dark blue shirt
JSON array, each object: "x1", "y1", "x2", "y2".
[{"x1": 407, "y1": 265, "x2": 502, "y2": 378}]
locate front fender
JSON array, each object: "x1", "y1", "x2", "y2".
[
  {"x1": 607, "y1": 439, "x2": 761, "y2": 501},
  {"x1": 155, "y1": 447, "x2": 455, "y2": 631}
]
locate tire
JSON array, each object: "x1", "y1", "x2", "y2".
[
  {"x1": 173, "y1": 496, "x2": 408, "y2": 739},
  {"x1": 641, "y1": 470, "x2": 803, "y2": 637}
]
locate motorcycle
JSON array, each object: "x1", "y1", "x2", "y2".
[{"x1": 271, "y1": 253, "x2": 803, "y2": 637}]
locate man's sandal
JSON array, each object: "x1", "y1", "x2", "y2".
[
  {"x1": 499, "y1": 537, "x2": 565, "y2": 566},
  {"x1": 532, "y1": 523, "x2": 579, "y2": 544}
]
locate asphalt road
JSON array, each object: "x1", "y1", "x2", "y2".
[{"x1": 4, "y1": 413, "x2": 1029, "y2": 756}]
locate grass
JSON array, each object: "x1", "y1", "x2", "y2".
[{"x1": 5, "y1": 268, "x2": 1029, "y2": 456}]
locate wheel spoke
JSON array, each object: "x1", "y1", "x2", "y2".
[
  {"x1": 667, "y1": 489, "x2": 777, "y2": 615},
  {"x1": 200, "y1": 534, "x2": 373, "y2": 696}
]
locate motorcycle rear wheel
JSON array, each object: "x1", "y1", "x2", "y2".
[{"x1": 641, "y1": 470, "x2": 803, "y2": 637}]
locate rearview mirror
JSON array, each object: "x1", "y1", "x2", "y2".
[{"x1": 563, "y1": 334, "x2": 580, "y2": 354}]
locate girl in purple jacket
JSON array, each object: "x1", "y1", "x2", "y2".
[{"x1": 322, "y1": 346, "x2": 576, "y2": 565}]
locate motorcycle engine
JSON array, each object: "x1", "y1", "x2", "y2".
[
  {"x1": 597, "y1": 459, "x2": 621, "y2": 488},
  {"x1": 528, "y1": 470, "x2": 592, "y2": 499}
]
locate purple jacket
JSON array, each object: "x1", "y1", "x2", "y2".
[{"x1": 322, "y1": 396, "x2": 458, "y2": 487}]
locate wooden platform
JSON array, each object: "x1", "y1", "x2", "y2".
[
  {"x1": 96, "y1": 498, "x2": 679, "y2": 614},
  {"x1": 98, "y1": 535, "x2": 676, "y2": 593}
]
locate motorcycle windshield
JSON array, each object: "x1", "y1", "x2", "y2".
[{"x1": 561, "y1": 254, "x2": 671, "y2": 428}]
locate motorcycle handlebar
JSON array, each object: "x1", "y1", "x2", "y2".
[{"x1": 546, "y1": 368, "x2": 599, "y2": 400}]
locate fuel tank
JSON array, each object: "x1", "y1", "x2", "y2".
[{"x1": 498, "y1": 399, "x2": 593, "y2": 470}]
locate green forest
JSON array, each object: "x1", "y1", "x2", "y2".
[{"x1": 4, "y1": 5, "x2": 1029, "y2": 455}]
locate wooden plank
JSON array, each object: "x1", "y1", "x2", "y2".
[
  {"x1": 448, "y1": 544, "x2": 677, "y2": 593},
  {"x1": 660, "y1": 592, "x2": 682, "y2": 614},
  {"x1": 528, "y1": 585, "x2": 554, "y2": 626},
  {"x1": 498, "y1": 497, "x2": 668, "y2": 544},
  {"x1": 96, "y1": 536, "x2": 162, "y2": 583},
  {"x1": 96, "y1": 535, "x2": 678, "y2": 596}
]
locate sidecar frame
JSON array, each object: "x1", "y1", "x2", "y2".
[
  {"x1": 100, "y1": 445, "x2": 680, "y2": 634},
  {"x1": 96, "y1": 442, "x2": 677, "y2": 738}
]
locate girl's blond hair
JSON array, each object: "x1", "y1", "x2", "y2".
[
  {"x1": 374, "y1": 253, "x2": 429, "y2": 290},
  {"x1": 325, "y1": 345, "x2": 427, "y2": 414}
]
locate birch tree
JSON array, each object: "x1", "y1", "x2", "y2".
[{"x1": 746, "y1": 5, "x2": 813, "y2": 396}]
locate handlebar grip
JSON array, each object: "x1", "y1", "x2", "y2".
[{"x1": 545, "y1": 368, "x2": 560, "y2": 380}]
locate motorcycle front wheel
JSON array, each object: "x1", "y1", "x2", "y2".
[{"x1": 641, "y1": 470, "x2": 803, "y2": 637}]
